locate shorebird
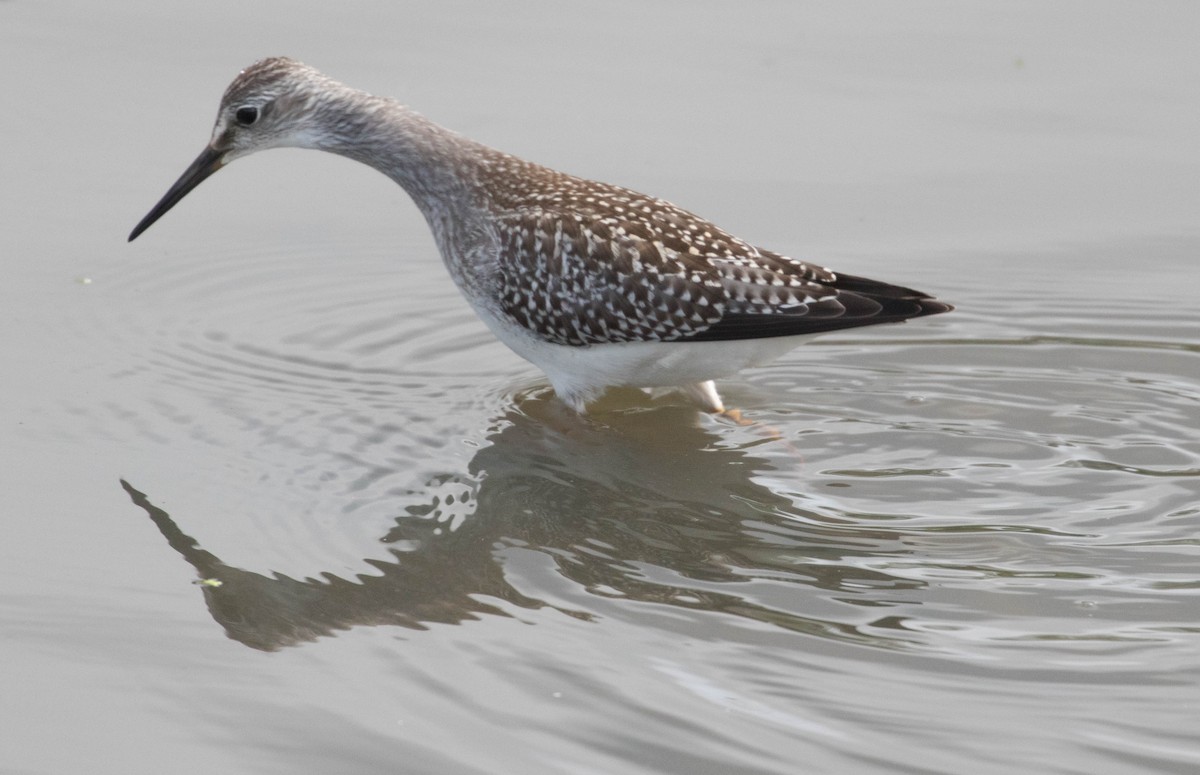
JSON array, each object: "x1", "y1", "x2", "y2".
[{"x1": 129, "y1": 57, "x2": 951, "y2": 416}]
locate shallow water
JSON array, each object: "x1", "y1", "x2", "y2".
[{"x1": 3, "y1": 2, "x2": 1199, "y2": 774}]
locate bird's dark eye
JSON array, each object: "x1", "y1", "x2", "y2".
[{"x1": 235, "y1": 106, "x2": 259, "y2": 126}]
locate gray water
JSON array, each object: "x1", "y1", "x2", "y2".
[{"x1": 3, "y1": 2, "x2": 1199, "y2": 773}]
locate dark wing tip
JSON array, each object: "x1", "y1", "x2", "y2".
[
  {"x1": 831, "y1": 272, "x2": 954, "y2": 318},
  {"x1": 685, "y1": 272, "x2": 953, "y2": 342}
]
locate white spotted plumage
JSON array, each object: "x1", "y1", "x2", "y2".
[{"x1": 130, "y1": 57, "x2": 952, "y2": 415}]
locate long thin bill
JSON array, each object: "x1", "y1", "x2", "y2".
[{"x1": 128, "y1": 146, "x2": 226, "y2": 242}]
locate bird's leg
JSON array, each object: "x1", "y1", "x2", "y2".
[
  {"x1": 552, "y1": 380, "x2": 604, "y2": 415},
  {"x1": 719, "y1": 407, "x2": 752, "y2": 426},
  {"x1": 677, "y1": 380, "x2": 749, "y2": 425},
  {"x1": 680, "y1": 380, "x2": 724, "y2": 412}
]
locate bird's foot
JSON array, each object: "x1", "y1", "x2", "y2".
[{"x1": 715, "y1": 407, "x2": 755, "y2": 426}]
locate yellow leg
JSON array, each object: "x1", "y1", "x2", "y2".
[{"x1": 680, "y1": 381, "x2": 755, "y2": 426}]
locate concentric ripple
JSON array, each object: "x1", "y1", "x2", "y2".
[{"x1": 73, "y1": 231, "x2": 1200, "y2": 773}]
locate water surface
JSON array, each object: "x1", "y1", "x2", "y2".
[{"x1": 3, "y1": 2, "x2": 1198, "y2": 774}]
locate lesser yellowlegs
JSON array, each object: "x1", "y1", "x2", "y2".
[{"x1": 129, "y1": 57, "x2": 952, "y2": 415}]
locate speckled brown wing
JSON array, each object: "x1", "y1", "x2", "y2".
[
  {"x1": 493, "y1": 188, "x2": 868, "y2": 346},
  {"x1": 496, "y1": 210, "x2": 714, "y2": 345}
]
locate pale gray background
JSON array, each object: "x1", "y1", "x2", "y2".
[{"x1": 3, "y1": 2, "x2": 1198, "y2": 774}]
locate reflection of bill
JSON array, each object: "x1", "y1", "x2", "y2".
[{"x1": 121, "y1": 393, "x2": 916, "y2": 652}]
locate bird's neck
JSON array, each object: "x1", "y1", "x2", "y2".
[
  {"x1": 312, "y1": 89, "x2": 487, "y2": 216},
  {"x1": 310, "y1": 87, "x2": 506, "y2": 296}
]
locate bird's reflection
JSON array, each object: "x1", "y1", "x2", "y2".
[{"x1": 121, "y1": 392, "x2": 919, "y2": 651}]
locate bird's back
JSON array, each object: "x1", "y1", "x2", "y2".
[{"x1": 462, "y1": 150, "x2": 950, "y2": 349}]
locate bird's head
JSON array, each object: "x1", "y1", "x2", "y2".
[{"x1": 128, "y1": 57, "x2": 338, "y2": 241}]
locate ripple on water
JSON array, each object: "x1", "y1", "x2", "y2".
[
  {"x1": 78, "y1": 237, "x2": 522, "y2": 571},
  {"x1": 90, "y1": 237, "x2": 1200, "y2": 650},
  {"x1": 89, "y1": 235, "x2": 1200, "y2": 772},
  {"x1": 721, "y1": 279, "x2": 1200, "y2": 663}
]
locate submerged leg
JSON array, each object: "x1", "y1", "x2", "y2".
[
  {"x1": 554, "y1": 378, "x2": 748, "y2": 422},
  {"x1": 552, "y1": 380, "x2": 604, "y2": 414},
  {"x1": 680, "y1": 380, "x2": 725, "y2": 413},
  {"x1": 681, "y1": 380, "x2": 753, "y2": 425}
]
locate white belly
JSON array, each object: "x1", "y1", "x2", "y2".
[{"x1": 472, "y1": 304, "x2": 810, "y2": 410}]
